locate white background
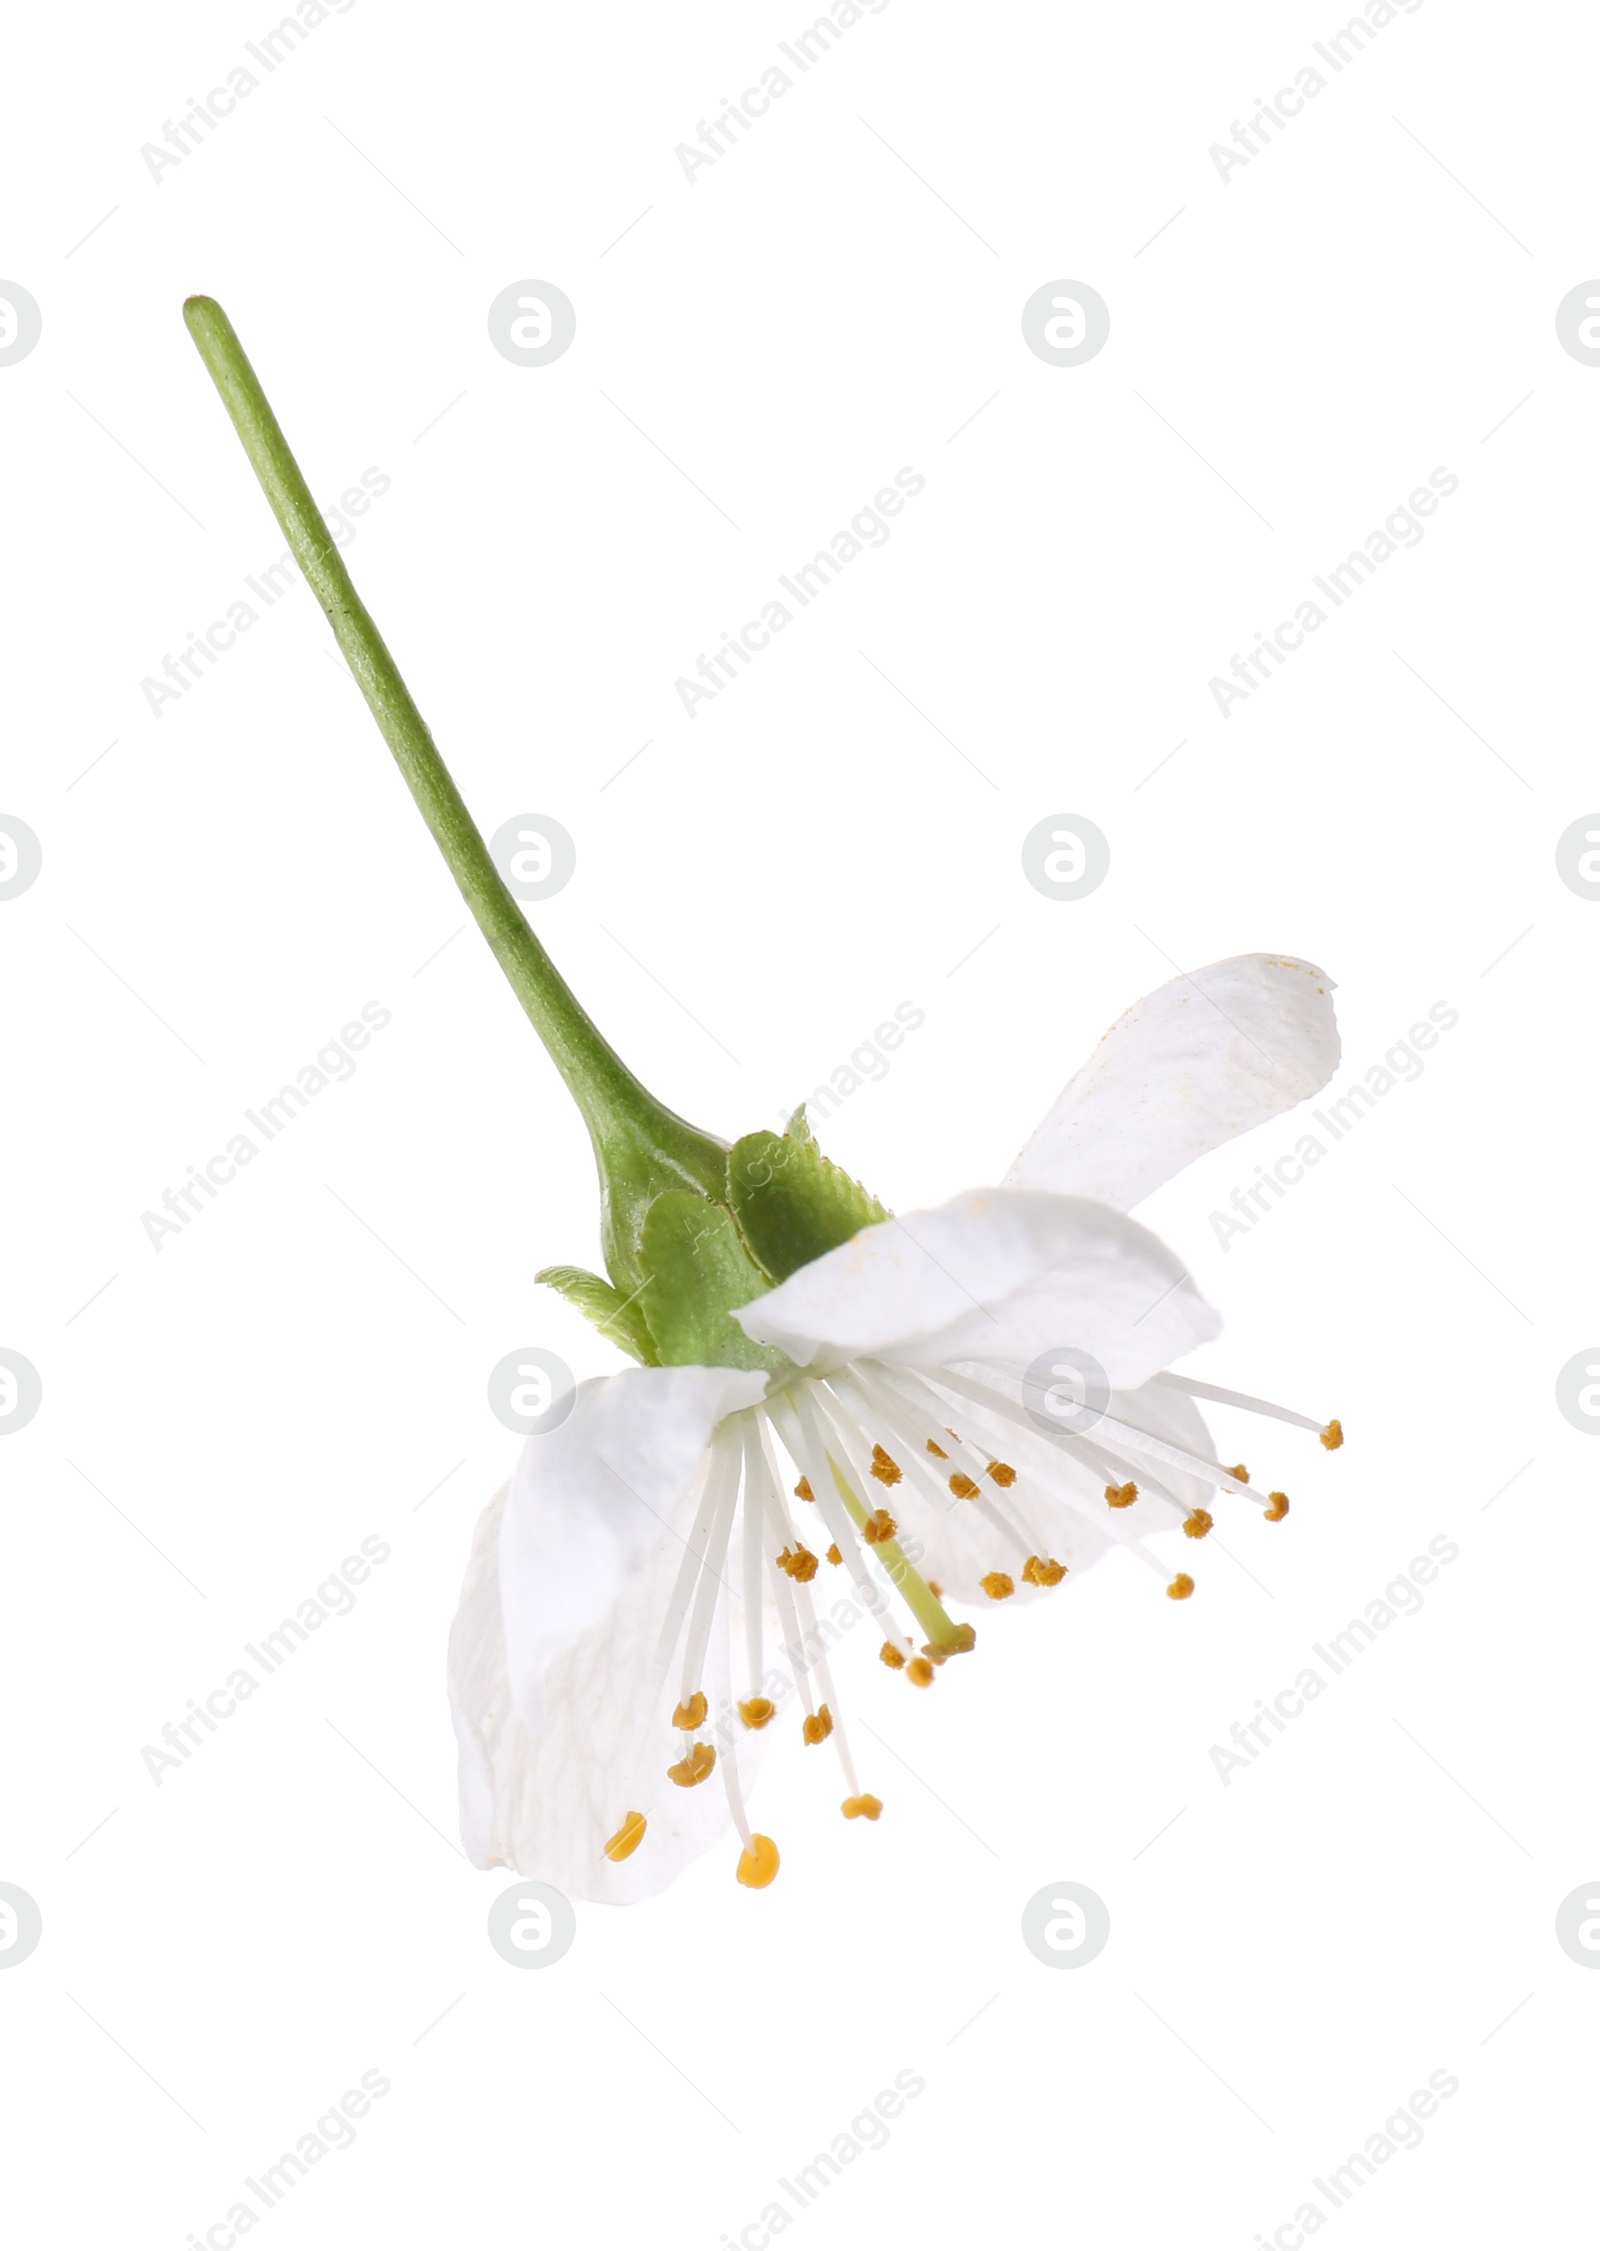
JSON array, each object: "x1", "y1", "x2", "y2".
[{"x1": 3, "y1": 1, "x2": 1595, "y2": 2244}]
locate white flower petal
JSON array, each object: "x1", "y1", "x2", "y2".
[
  {"x1": 736, "y1": 1189, "x2": 1219, "y2": 1389},
  {"x1": 448, "y1": 1470, "x2": 774, "y2": 1904},
  {"x1": 1003, "y1": 953, "x2": 1339, "y2": 1210},
  {"x1": 496, "y1": 1364, "x2": 767, "y2": 1729}
]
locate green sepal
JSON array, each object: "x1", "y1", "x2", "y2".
[
  {"x1": 782, "y1": 1102, "x2": 814, "y2": 1144},
  {"x1": 637, "y1": 1192, "x2": 792, "y2": 1374},
  {"x1": 536, "y1": 1264, "x2": 659, "y2": 1366},
  {"x1": 725, "y1": 1130, "x2": 891, "y2": 1283}
]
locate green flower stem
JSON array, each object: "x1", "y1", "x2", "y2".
[{"x1": 182, "y1": 295, "x2": 727, "y2": 1284}]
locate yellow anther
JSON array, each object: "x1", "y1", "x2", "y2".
[
  {"x1": 841, "y1": 1795, "x2": 883, "y2": 1820},
  {"x1": 928, "y1": 1579, "x2": 943, "y2": 1597},
  {"x1": 906, "y1": 1657, "x2": 935, "y2": 1687},
  {"x1": 980, "y1": 1571, "x2": 1015, "y2": 1600},
  {"x1": 603, "y1": 1811, "x2": 647, "y2": 1862},
  {"x1": 1105, "y1": 1481, "x2": 1138, "y2": 1509},
  {"x1": 1224, "y1": 1462, "x2": 1248, "y2": 1483},
  {"x1": 870, "y1": 1443, "x2": 903, "y2": 1487},
  {"x1": 861, "y1": 1507, "x2": 897, "y2": 1544},
  {"x1": 925, "y1": 1438, "x2": 948, "y2": 1459},
  {"x1": 1264, "y1": 1491, "x2": 1289, "y2": 1521},
  {"x1": 794, "y1": 1476, "x2": 814, "y2": 1500},
  {"x1": 776, "y1": 1543, "x2": 818, "y2": 1582},
  {"x1": 987, "y1": 1460, "x2": 1017, "y2": 1487},
  {"x1": 1022, "y1": 1554, "x2": 1066, "y2": 1586},
  {"x1": 880, "y1": 1642, "x2": 906, "y2": 1670},
  {"x1": 738, "y1": 1696, "x2": 775, "y2": 1729},
  {"x1": 826, "y1": 1543, "x2": 842, "y2": 1565},
  {"x1": 948, "y1": 1472, "x2": 980, "y2": 1500},
  {"x1": 1166, "y1": 1573, "x2": 1195, "y2": 1601},
  {"x1": 667, "y1": 1741, "x2": 717, "y2": 1786},
  {"x1": 802, "y1": 1704, "x2": 834, "y2": 1745},
  {"x1": 1182, "y1": 1509, "x2": 1213, "y2": 1540},
  {"x1": 671, "y1": 1690, "x2": 708, "y2": 1729},
  {"x1": 1319, "y1": 1419, "x2": 1344, "y2": 1451},
  {"x1": 736, "y1": 1834, "x2": 780, "y2": 1888}
]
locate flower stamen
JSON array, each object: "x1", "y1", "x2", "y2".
[
  {"x1": 603, "y1": 1812, "x2": 647, "y2": 1861},
  {"x1": 736, "y1": 1834, "x2": 780, "y2": 1887}
]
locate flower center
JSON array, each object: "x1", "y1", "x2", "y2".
[{"x1": 602, "y1": 1363, "x2": 1341, "y2": 1887}]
